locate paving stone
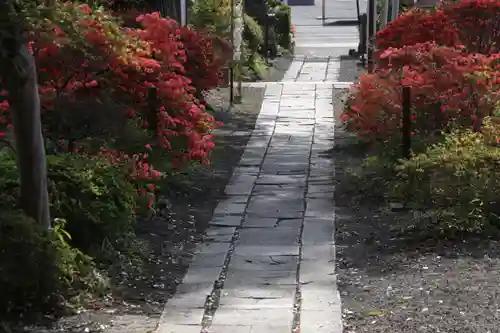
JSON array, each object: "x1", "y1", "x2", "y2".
[
  {"x1": 302, "y1": 217, "x2": 334, "y2": 245},
  {"x1": 233, "y1": 244, "x2": 299, "y2": 256},
  {"x1": 237, "y1": 228, "x2": 301, "y2": 245},
  {"x1": 204, "y1": 227, "x2": 236, "y2": 243},
  {"x1": 305, "y1": 198, "x2": 334, "y2": 218},
  {"x1": 223, "y1": 272, "x2": 296, "y2": 288},
  {"x1": 208, "y1": 323, "x2": 293, "y2": 333},
  {"x1": 211, "y1": 308, "x2": 294, "y2": 326},
  {"x1": 176, "y1": 282, "x2": 214, "y2": 296},
  {"x1": 182, "y1": 266, "x2": 224, "y2": 285},
  {"x1": 218, "y1": 295, "x2": 293, "y2": 309},
  {"x1": 228, "y1": 253, "x2": 299, "y2": 271},
  {"x1": 156, "y1": 324, "x2": 202, "y2": 333},
  {"x1": 300, "y1": 309, "x2": 342, "y2": 333},
  {"x1": 190, "y1": 252, "x2": 227, "y2": 268},
  {"x1": 158, "y1": 306, "x2": 205, "y2": 325},
  {"x1": 246, "y1": 197, "x2": 305, "y2": 216},
  {"x1": 224, "y1": 181, "x2": 255, "y2": 196},
  {"x1": 210, "y1": 215, "x2": 244, "y2": 227},
  {"x1": 249, "y1": 324, "x2": 293, "y2": 333},
  {"x1": 233, "y1": 167, "x2": 260, "y2": 176},
  {"x1": 256, "y1": 175, "x2": 307, "y2": 185},
  {"x1": 195, "y1": 242, "x2": 231, "y2": 255},
  {"x1": 242, "y1": 217, "x2": 279, "y2": 228},
  {"x1": 166, "y1": 292, "x2": 207, "y2": 308},
  {"x1": 252, "y1": 184, "x2": 306, "y2": 195},
  {"x1": 206, "y1": 325, "x2": 252, "y2": 333}
]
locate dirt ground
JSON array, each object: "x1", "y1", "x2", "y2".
[{"x1": 332, "y1": 91, "x2": 500, "y2": 333}]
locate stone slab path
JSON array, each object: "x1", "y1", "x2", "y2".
[{"x1": 156, "y1": 1, "x2": 360, "y2": 332}]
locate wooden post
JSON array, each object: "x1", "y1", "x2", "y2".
[{"x1": 401, "y1": 86, "x2": 411, "y2": 159}]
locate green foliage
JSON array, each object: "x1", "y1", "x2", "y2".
[
  {"x1": 268, "y1": 0, "x2": 292, "y2": 50},
  {"x1": 345, "y1": 153, "x2": 397, "y2": 202},
  {"x1": 0, "y1": 210, "x2": 99, "y2": 320},
  {"x1": 48, "y1": 154, "x2": 138, "y2": 260},
  {"x1": 242, "y1": 14, "x2": 268, "y2": 79},
  {"x1": 243, "y1": 13, "x2": 264, "y2": 52},
  {"x1": 190, "y1": 0, "x2": 232, "y2": 37},
  {"x1": 391, "y1": 120, "x2": 500, "y2": 235},
  {"x1": 0, "y1": 152, "x2": 138, "y2": 263}
]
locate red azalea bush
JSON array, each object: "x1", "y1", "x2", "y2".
[
  {"x1": 179, "y1": 27, "x2": 227, "y2": 94},
  {"x1": 342, "y1": 42, "x2": 497, "y2": 140},
  {"x1": 375, "y1": 8, "x2": 459, "y2": 53},
  {"x1": 376, "y1": 0, "x2": 500, "y2": 55},
  {"x1": 344, "y1": 0, "x2": 500, "y2": 142},
  {"x1": 0, "y1": 3, "x2": 228, "y2": 206}
]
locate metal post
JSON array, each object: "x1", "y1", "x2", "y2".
[
  {"x1": 180, "y1": 0, "x2": 187, "y2": 25},
  {"x1": 264, "y1": 2, "x2": 269, "y2": 64},
  {"x1": 356, "y1": 0, "x2": 361, "y2": 25},
  {"x1": 367, "y1": 0, "x2": 376, "y2": 72},
  {"x1": 234, "y1": 0, "x2": 243, "y2": 104},
  {"x1": 322, "y1": 0, "x2": 326, "y2": 25},
  {"x1": 391, "y1": 0, "x2": 400, "y2": 21},
  {"x1": 229, "y1": 0, "x2": 235, "y2": 105},
  {"x1": 380, "y1": 0, "x2": 389, "y2": 28},
  {"x1": 402, "y1": 86, "x2": 411, "y2": 159}
]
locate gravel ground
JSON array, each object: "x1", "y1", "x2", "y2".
[
  {"x1": 18, "y1": 86, "x2": 266, "y2": 333},
  {"x1": 332, "y1": 91, "x2": 500, "y2": 333}
]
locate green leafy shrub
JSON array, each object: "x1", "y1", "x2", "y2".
[
  {"x1": 391, "y1": 119, "x2": 500, "y2": 235},
  {"x1": 0, "y1": 211, "x2": 98, "y2": 320},
  {"x1": 242, "y1": 14, "x2": 268, "y2": 79},
  {"x1": 48, "y1": 154, "x2": 138, "y2": 260},
  {"x1": 243, "y1": 13, "x2": 264, "y2": 53},
  {"x1": 190, "y1": 0, "x2": 231, "y2": 36},
  {"x1": 268, "y1": 0, "x2": 292, "y2": 50},
  {"x1": 0, "y1": 152, "x2": 138, "y2": 262}
]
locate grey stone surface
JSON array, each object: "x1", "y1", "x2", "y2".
[
  {"x1": 157, "y1": 324, "x2": 202, "y2": 333},
  {"x1": 206, "y1": 326, "x2": 251, "y2": 333},
  {"x1": 228, "y1": 253, "x2": 299, "y2": 272},
  {"x1": 211, "y1": 308, "x2": 294, "y2": 326},
  {"x1": 156, "y1": 5, "x2": 359, "y2": 332},
  {"x1": 236, "y1": 228, "x2": 301, "y2": 246},
  {"x1": 209, "y1": 215, "x2": 244, "y2": 227},
  {"x1": 158, "y1": 307, "x2": 205, "y2": 326},
  {"x1": 300, "y1": 309, "x2": 342, "y2": 333},
  {"x1": 218, "y1": 295, "x2": 293, "y2": 309},
  {"x1": 204, "y1": 227, "x2": 236, "y2": 243}
]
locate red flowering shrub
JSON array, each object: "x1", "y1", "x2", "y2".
[
  {"x1": 0, "y1": 4, "x2": 226, "y2": 207},
  {"x1": 347, "y1": 0, "x2": 500, "y2": 141},
  {"x1": 342, "y1": 42, "x2": 496, "y2": 140},
  {"x1": 376, "y1": 0, "x2": 500, "y2": 55},
  {"x1": 179, "y1": 27, "x2": 227, "y2": 94},
  {"x1": 442, "y1": 0, "x2": 500, "y2": 54},
  {"x1": 375, "y1": 8, "x2": 459, "y2": 53}
]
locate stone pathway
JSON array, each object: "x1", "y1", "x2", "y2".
[{"x1": 156, "y1": 2, "x2": 361, "y2": 333}]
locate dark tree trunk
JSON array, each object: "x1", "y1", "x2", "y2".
[{"x1": 0, "y1": 0, "x2": 51, "y2": 229}]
